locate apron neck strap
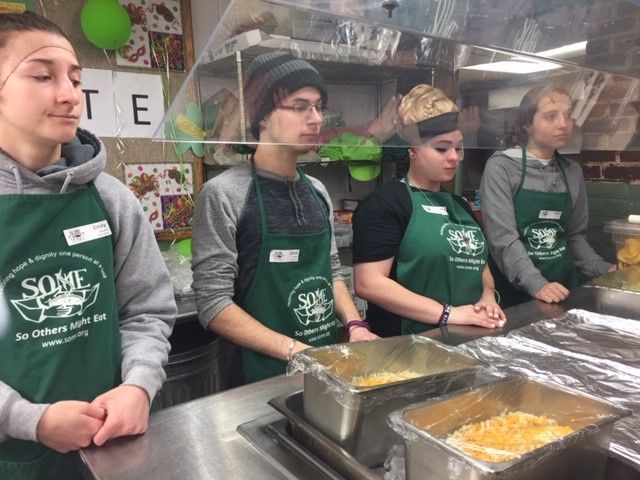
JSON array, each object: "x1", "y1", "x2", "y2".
[{"x1": 518, "y1": 147, "x2": 528, "y2": 190}]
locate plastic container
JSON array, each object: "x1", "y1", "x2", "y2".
[
  {"x1": 604, "y1": 219, "x2": 640, "y2": 268},
  {"x1": 388, "y1": 376, "x2": 631, "y2": 480}
]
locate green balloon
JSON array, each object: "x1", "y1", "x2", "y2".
[{"x1": 80, "y1": 0, "x2": 132, "y2": 50}]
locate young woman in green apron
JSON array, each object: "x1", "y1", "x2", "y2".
[
  {"x1": 192, "y1": 51, "x2": 378, "y2": 385},
  {"x1": 0, "y1": 12, "x2": 176, "y2": 479},
  {"x1": 353, "y1": 85, "x2": 506, "y2": 336},
  {"x1": 480, "y1": 86, "x2": 614, "y2": 307}
]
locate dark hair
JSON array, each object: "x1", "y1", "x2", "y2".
[
  {"x1": 0, "y1": 11, "x2": 70, "y2": 51},
  {"x1": 517, "y1": 85, "x2": 571, "y2": 145}
]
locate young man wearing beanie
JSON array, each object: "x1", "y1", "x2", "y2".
[{"x1": 192, "y1": 51, "x2": 378, "y2": 385}]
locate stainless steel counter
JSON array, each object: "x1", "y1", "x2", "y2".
[
  {"x1": 80, "y1": 286, "x2": 639, "y2": 480},
  {"x1": 81, "y1": 374, "x2": 304, "y2": 480}
]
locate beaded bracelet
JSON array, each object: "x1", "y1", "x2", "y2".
[
  {"x1": 437, "y1": 304, "x2": 452, "y2": 328},
  {"x1": 346, "y1": 320, "x2": 371, "y2": 333}
]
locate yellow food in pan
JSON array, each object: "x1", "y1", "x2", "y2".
[
  {"x1": 618, "y1": 238, "x2": 640, "y2": 268},
  {"x1": 350, "y1": 370, "x2": 423, "y2": 387},
  {"x1": 446, "y1": 411, "x2": 573, "y2": 462}
]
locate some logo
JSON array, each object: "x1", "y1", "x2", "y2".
[
  {"x1": 10, "y1": 269, "x2": 100, "y2": 323},
  {"x1": 443, "y1": 225, "x2": 485, "y2": 256},
  {"x1": 525, "y1": 222, "x2": 563, "y2": 250},
  {"x1": 288, "y1": 276, "x2": 334, "y2": 326}
]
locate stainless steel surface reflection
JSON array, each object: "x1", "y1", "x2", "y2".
[{"x1": 80, "y1": 375, "x2": 303, "y2": 480}]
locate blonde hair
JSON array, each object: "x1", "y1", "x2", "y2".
[
  {"x1": 398, "y1": 84, "x2": 458, "y2": 125},
  {"x1": 398, "y1": 85, "x2": 459, "y2": 145}
]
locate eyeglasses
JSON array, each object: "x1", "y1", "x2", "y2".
[{"x1": 277, "y1": 102, "x2": 327, "y2": 117}]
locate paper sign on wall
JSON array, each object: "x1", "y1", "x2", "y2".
[
  {"x1": 80, "y1": 69, "x2": 117, "y2": 137},
  {"x1": 79, "y1": 69, "x2": 165, "y2": 138}
]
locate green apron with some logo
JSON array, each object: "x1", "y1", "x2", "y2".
[
  {"x1": 490, "y1": 149, "x2": 579, "y2": 306},
  {"x1": 241, "y1": 169, "x2": 336, "y2": 383},
  {"x1": 396, "y1": 182, "x2": 488, "y2": 335},
  {"x1": 0, "y1": 183, "x2": 121, "y2": 480}
]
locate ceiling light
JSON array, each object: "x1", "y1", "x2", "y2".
[
  {"x1": 461, "y1": 41, "x2": 586, "y2": 74},
  {"x1": 462, "y1": 60, "x2": 562, "y2": 74},
  {"x1": 536, "y1": 41, "x2": 587, "y2": 59}
]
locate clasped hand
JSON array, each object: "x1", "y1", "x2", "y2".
[
  {"x1": 448, "y1": 298, "x2": 506, "y2": 329},
  {"x1": 36, "y1": 385, "x2": 150, "y2": 452}
]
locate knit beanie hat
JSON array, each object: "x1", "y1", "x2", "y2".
[
  {"x1": 397, "y1": 84, "x2": 459, "y2": 145},
  {"x1": 244, "y1": 51, "x2": 328, "y2": 140}
]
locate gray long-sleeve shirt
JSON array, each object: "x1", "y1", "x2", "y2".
[
  {"x1": 480, "y1": 148, "x2": 612, "y2": 297},
  {"x1": 192, "y1": 164, "x2": 345, "y2": 330},
  {"x1": 0, "y1": 129, "x2": 176, "y2": 443}
]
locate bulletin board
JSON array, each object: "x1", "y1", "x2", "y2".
[
  {"x1": 38, "y1": 0, "x2": 201, "y2": 241},
  {"x1": 0, "y1": 1, "x2": 34, "y2": 12}
]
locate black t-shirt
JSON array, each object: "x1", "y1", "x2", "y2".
[{"x1": 352, "y1": 179, "x2": 478, "y2": 337}]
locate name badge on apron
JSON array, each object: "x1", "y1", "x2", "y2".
[
  {"x1": 269, "y1": 249, "x2": 300, "y2": 263},
  {"x1": 422, "y1": 205, "x2": 448, "y2": 215},
  {"x1": 63, "y1": 220, "x2": 112, "y2": 246},
  {"x1": 538, "y1": 210, "x2": 562, "y2": 220}
]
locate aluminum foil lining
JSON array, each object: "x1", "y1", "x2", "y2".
[{"x1": 457, "y1": 309, "x2": 640, "y2": 467}]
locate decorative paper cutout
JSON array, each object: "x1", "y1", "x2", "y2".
[
  {"x1": 117, "y1": 0, "x2": 185, "y2": 70},
  {"x1": 125, "y1": 163, "x2": 193, "y2": 231},
  {"x1": 165, "y1": 102, "x2": 205, "y2": 157}
]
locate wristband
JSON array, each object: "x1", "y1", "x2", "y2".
[
  {"x1": 346, "y1": 320, "x2": 371, "y2": 334},
  {"x1": 437, "y1": 304, "x2": 452, "y2": 328},
  {"x1": 286, "y1": 339, "x2": 297, "y2": 361}
]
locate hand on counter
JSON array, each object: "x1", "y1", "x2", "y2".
[
  {"x1": 37, "y1": 401, "x2": 105, "y2": 453},
  {"x1": 348, "y1": 326, "x2": 379, "y2": 342},
  {"x1": 448, "y1": 304, "x2": 504, "y2": 329},
  {"x1": 91, "y1": 385, "x2": 150, "y2": 446},
  {"x1": 535, "y1": 282, "x2": 569, "y2": 303},
  {"x1": 473, "y1": 293, "x2": 506, "y2": 326}
]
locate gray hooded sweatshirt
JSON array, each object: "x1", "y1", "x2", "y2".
[
  {"x1": 480, "y1": 148, "x2": 612, "y2": 297},
  {"x1": 0, "y1": 129, "x2": 176, "y2": 443}
]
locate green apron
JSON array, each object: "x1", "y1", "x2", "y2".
[
  {"x1": 397, "y1": 181, "x2": 488, "y2": 335},
  {"x1": 492, "y1": 149, "x2": 579, "y2": 307},
  {"x1": 0, "y1": 183, "x2": 122, "y2": 480},
  {"x1": 241, "y1": 169, "x2": 336, "y2": 383}
]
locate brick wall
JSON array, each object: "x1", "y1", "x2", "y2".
[{"x1": 580, "y1": 0, "x2": 640, "y2": 183}]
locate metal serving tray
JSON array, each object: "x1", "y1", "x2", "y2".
[
  {"x1": 296, "y1": 336, "x2": 487, "y2": 467},
  {"x1": 394, "y1": 376, "x2": 631, "y2": 480},
  {"x1": 269, "y1": 392, "x2": 381, "y2": 480},
  {"x1": 585, "y1": 285, "x2": 640, "y2": 320}
]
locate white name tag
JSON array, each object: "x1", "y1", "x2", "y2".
[
  {"x1": 539, "y1": 210, "x2": 562, "y2": 220},
  {"x1": 63, "y1": 220, "x2": 112, "y2": 246},
  {"x1": 269, "y1": 249, "x2": 300, "y2": 263},
  {"x1": 422, "y1": 205, "x2": 448, "y2": 215}
]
